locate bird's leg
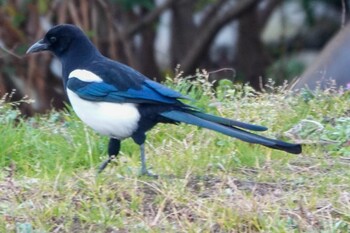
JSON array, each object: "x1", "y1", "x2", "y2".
[
  {"x1": 98, "y1": 138, "x2": 120, "y2": 173},
  {"x1": 132, "y1": 134, "x2": 157, "y2": 177},
  {"x1": 139, "y1": 143, "x2": 157, "y2": 178},
  {"x1": 140, "y1": 143, "x2": 147, "y2": 174}
]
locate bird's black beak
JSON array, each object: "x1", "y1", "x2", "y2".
[{"x1": 26, "y1": 39, "x2": 49, "y2": 54}]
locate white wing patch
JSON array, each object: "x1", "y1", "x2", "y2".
[
  {"x1": 67, "y1": 89, "x2": 140, "y2": 139},
  {"x1": 69, "y1": 69, "x2": 103, "y2": 82}
]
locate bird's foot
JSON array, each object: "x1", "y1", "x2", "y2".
[
  {"x1": 97, "y1": 155, "x2": 116, "y2": 173},
  {"x1": 139, "y1": 167, "x2": 158, "y2": 178}
]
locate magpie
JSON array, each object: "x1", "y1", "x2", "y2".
[{"x1": 26, "y1": 24, "x2": 302, "y2": 176}]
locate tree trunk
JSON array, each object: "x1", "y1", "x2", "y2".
[
  {"x1": 235, "y1": 5, "x2": 271, "y2": 90},
  {"x1": 137, "y1": 15, "x2": 162, "y2": 81},
  {"x1": 170, "y1": 0, "x2": 197, "y2": 68}
]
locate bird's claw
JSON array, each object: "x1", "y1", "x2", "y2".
[
  {"x1": 140, "y1": 168, "x2": 158, "y2": 178},
  {"x1": 97, "y1": 155, "x2": 116, "y2": 173}
]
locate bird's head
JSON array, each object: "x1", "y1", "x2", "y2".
[{"x1": 26, "y1": 24, "x2": 96, "y2": 60}]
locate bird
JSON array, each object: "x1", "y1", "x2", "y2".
[{"x1": 26, "y1": 24, "x2": 302, "y2": 176}]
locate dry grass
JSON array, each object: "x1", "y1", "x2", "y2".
[{"x1": 1, "y1": 154, "x2": 350, "y2": 232}]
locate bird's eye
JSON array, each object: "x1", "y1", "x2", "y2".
[{"x1": 50, "y1": 36, "x2": 57, "y2": 43}]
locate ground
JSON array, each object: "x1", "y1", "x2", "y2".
[{"x1": 1, "y1": 75, "x2": 350, "y2": 232}]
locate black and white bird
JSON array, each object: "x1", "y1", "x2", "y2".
[{"x1": 26, "y1": 24, "x2": 301, "y2": 176}]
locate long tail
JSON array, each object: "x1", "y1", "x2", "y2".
[
  {"x1": 191, "y1": 112, "x2": 268, "y2": 131},
  {"x1": 160, "y1": 110, "x2": 301, "y2": 154}
]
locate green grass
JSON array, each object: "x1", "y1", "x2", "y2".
[{"x1": 1, "y1": 76, "x2": 350, "y2": 232}]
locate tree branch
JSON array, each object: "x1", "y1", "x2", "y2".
[
  {"x1": 258, "y1": 0, "x2": 282, "y2": 31},
  {"x1": 0, "y1": 43, "x2": 23, "y2": 59},
  {"x1": 200, "y1": 0, "x2": 228, "y2": 27},
  {"x1": 126, "y1": 0, "x2": 177, "y2": 37},
  {"x1": 181, "y1": 0, "x2": 261, "y2": 74}
]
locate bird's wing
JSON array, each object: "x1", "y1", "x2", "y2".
[
  {"x1": 66, "y1": 59, "x2": 189, "y2": 104},
  {"x1": 66, "y1": 77, "x2": 186, "y2": 104}
]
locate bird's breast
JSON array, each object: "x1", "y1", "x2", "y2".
[{"x1": 67, "y1": 89, "x2": 140, "y2": 139}]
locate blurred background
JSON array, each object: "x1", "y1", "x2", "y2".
[{"x1": 0, "y1": 0, "x2": 349, "y2": 115}]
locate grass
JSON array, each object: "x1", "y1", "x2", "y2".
[{"x1": 1, "y1": 74, "x2": 350, "y2": 232}]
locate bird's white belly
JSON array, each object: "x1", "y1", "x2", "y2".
[{"x1": 67, "y1": 89, "x2": 140, "y2": 139}]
